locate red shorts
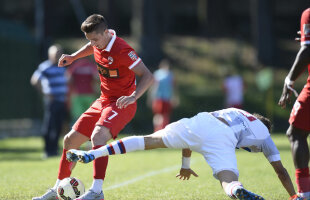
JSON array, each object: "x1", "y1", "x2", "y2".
[
  {"x1": 73, "y1": 98, "x2": 137, "y2": 139},
  {"x1": 289, "y1": 84, "x2": 310, "y2": 131},
  {"x1": 152, "y1": 99, "x2": 172, "y2": 114}
]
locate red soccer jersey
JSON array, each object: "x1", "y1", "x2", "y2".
[
  {"x1": 301, "y1": 8, "x2": 310, "y2": 46},
  {"x1": 289, "y1": 8, "x2": 310, "y2": 131},
  {"x1": 93, "y1": 30, "x2": 141, "y2": 100},
  {"x1": 300, "y1": 8, "x2": 310, "y2": 82}
]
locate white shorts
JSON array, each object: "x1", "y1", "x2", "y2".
[{"x1": 156, "y1": 113, "x2": 239, "y2": 179}]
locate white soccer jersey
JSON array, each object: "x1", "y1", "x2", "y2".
[
  {"x1": 158, "y1": 108, "x2": 280, "y2": 178},
  {"x1": 211, "y1": 108, "x2": 280, "y2": 162}
]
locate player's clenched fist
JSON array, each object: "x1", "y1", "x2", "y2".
[{"x1": 58, "y1": 54, "x2": 75, "y2": 67}]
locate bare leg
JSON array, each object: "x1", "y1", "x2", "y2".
[
  {"x1": 218, "y1": 170, "x2": 238, "y2": 189},
  {"x1": 144, "y1": 134, "x2": 167, "y2": 150},
  {"x1": 217, "y1": 170, "x2": 264, "y2": 199},
  {"x1": 286, "y1": 125, "x2": 310, "y2": 197},
  {"x1": 59, "y1": 129, "x2": 89, "y2": 178},
  {"x1": 286, "y1": 125, "x2": 309, "y2": 169}
]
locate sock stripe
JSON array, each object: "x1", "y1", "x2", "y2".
[
  {"x1": 118, "y1": 140, "x2": 126, "y2": 154},
  {"x1": 109, "y1": 144, "x2": 115, "y2": 155},
  {"x1": 107, "y1": 144, "x2": 114, "y2": 155},
  {"x1": 296, "y1": 168, "x2": 310, "y2": 178}
]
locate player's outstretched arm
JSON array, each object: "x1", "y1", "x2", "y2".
[
  {"x1": 176, "y1": 149, "x2": 198, "y2": 180},
  {"x1": 58, "y1": 43, "x2": 94, "y2": 67},
  {"x1": 278, "y1": 45, "x2": 310, "y2": 108},
  {"x1": 270, "y1": 161, "x2": 299, "y2": 199}
]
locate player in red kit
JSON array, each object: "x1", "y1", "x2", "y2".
[
  {"x1": 278, "y1": 8, "x2": 310, "y2": 199},
  {"x1": 32, "y1": 14, "x2": 154, "y2": 200}
]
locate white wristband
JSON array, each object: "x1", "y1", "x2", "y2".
[
  {"x1": 285, "y1": 76, "x2": 299, "y2": 97},
  {"x1": 285, "y1": 76, "x2": 294, "y2": 86},
  {"x1": 181, "y1": 157, "x2": 191, "y2": 169}
]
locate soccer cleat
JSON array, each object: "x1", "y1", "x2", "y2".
[
  {"x1": 74, "y1": 189, "x2": 104, "y2": 200},
  {"x1": 66, "y1": 149, "x2": 95, "y2": 163},
  {"x1": 32, "y1": 188, "x2": 58, "y2": 200},
  {"x1": 234, "y1": 188, "x2": 265, "y2": 200},
  {"x1": 66, "y1": 149, "x2": 85, "y2": 162},
  {"x1": 78, "y1": 152, "x2": 95, "y2": 164}
]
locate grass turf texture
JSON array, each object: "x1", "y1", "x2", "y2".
[{"x1": 0, "y1": 134, "x2": 295, "y2": 200}]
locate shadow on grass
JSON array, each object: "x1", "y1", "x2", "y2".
[
  {"x1": 0, "y1": 147, "x2": 41, "y2": 153},
  {"x1": 0, "y1": 147, "x2": 61, "y2": 161},
  {"x1": 0, "y1": 156, "x2": 46, "y2": 161}
]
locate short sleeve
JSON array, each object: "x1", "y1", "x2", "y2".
[
  {"x1": 119, "y1": 48, "x2": 141, "y2": 70},
  {"x1": 261, "y1": 136, "x2": 281, "y2": 163},
  {"x1": 300, "y1": 8, "x2": 310, "y2": 45}
]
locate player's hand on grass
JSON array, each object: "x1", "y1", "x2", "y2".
[
  {"x1": 116, "y1": 95, "x2": 136, "y2": 109},
  {"x1": 58, "y1": 54, "x2": 75, "y2": 67},
  {"x1": 176, "y1": 168, "x2": 198, "y2": 180}
]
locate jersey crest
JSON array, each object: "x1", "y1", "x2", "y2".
[{"x1": 108, "y1": 56, "x2": 114, "y2": 65}]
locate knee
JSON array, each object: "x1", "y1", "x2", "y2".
[
  {"x1": 90, "y1": 132, "x2": 102, "y2": 143},
  {"x1": 63, "y1": 130, "x2": 78, "y2": 148},
  {"x1": 286, "y1": 126, "x2": 308, "y2": 142},
  {"x1": 91, "y1": 126, "x2": 112, "y2": 146},
  {"x1": 286, "y1": 128, "x2": 293, "y2": 141},
  {"x1": 286, "y1": 126, "x2": 299, "y2": 143},
  {"x1": 63, "y1": 133, "x2": 73, "y2": 147}
]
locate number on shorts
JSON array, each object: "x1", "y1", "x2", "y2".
[{"x1": 108, "y1": 110, "x2": 118, "y2": 120}]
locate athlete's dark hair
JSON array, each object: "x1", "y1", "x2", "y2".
[
  {"x1": 253, "y1": 113, "x2": 272, "y2": 132},
  {"x1": 81, "y1": 14, "x2": 108, "y2": 33}
]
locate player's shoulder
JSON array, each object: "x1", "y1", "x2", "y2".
[
  {"x1": 112, "y1": 37, "x2": 134, "y2": 52},
  {"x1": 301, "y1": 8, "x2": 310, "y2": 21},
  {"x1": 303, "y1": 8, "x2": 310, "y2": 15}
]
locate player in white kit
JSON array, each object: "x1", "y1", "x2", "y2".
[{"x1": 67, "y1": 108, "x2": 302, "y2": 200}]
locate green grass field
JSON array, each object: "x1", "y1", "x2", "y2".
[{"x1": 0, "y1": 134, "x2": 296, "y2": 200}]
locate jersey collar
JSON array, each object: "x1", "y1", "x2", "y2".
[{"x1": 104, "y1": 29, "x2": 116, "y2": 52}]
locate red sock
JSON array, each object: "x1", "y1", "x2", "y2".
[
  {"x1": 93, "y1": 145, "x2": 109, "y2": 179},
  {"x1": 296, "y1": 167, "x2": 310, "y2": 193},
  {"x1": 58, "y1": 149, "x2": 73, "y2": 180}
]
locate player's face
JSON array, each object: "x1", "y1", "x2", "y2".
[{"x1": 85, "y1": 29, "x2": 109, "y2": 49}]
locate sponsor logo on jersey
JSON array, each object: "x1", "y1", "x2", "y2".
[
  {"x1": 128, "y1": 51, "x2": 138, "y2": 61},
  {"x1": 96, "y1": 62, "x2": 119, "y2": 78},
  {"x1": 109, "y1": 69, "x2": 118, "y2": 77}
]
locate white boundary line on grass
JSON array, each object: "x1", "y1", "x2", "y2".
[{"x1": 105, "y1": 160, "x2": 197, "y2": 191}]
